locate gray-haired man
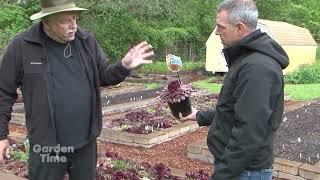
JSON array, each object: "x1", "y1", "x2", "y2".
[{"x1": 184, "y1": 0, "x2": 289, "y2": 179}]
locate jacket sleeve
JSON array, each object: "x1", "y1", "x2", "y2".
[
  {"x1": 0, "y1": 39, "x2": 22, "y2": 140},
  {"x1": 196, "y1": 109, "x2": 215, "y2": 126},
  {"x1": 91, "y1": 36, "x2": 131, "y2": 86},
  {"x1": 213, "y1": 62, "x2": 282, "y2": 179}
]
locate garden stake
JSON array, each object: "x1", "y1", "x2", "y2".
[{"x1": 177, "y1": 71, "x2": 181, "y2": 84}]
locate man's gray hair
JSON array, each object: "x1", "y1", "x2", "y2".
[{"x1": 217, "y1": 0, "x2": 258, "y2": 29}]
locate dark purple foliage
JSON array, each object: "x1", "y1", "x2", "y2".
[
  {"x1": 105, "y1": 151, "x2": 119, "y2": 159},
  {"x1": 96, "y1": 161, "x2": 113, "y2": 175},
  {"x1": 126, "y1": 126, "x2": 151, "y2": 134},
  {"x1": 110, "y1": 170, "x2": 139, "y2": 180},
  {"x1": 124, "y1": 169, "x2": 140, "y2": 180},
  {"x1": 124, "y1": 110, "x2": 153, "y2": 123},
  {"x1": 186, "y1": 170, "x2": 211, "y2": 180},
  {"x1": 95, "y1": 173, "x2": 105, "y2": 180},
  {"x1": 8, "y1": 137, "x2": 18, "y2": 145},
  {"x1": 111, "y1": 171, "x2": 126, "y2": 180},
  {"x1": 168, "y1": 79, "x2": 181, "y2": 92},
  {"x1": 152, "y1": 163, "x2": 172, "y2": 180},
  {"x1": 109, "y1": 109, "x2": 174, "y2": 134},
  {"x1": 5, "y1": 144, "x2": 211, "y2": 180},
  {"x1": 157, "y1": 79, "x2": 196, "y2": 103}
]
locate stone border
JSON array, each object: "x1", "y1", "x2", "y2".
[
  {"x1": 274, "y1": 158, "x2": 320, "y2": 180},
  {"x1": 188, "y1": 140, "x2": 320, "y2": 180},
  {"x1": 98, "y1": 121, "x2": 199, "y2": 148},
  {"x1": 10, "y1": 113, "x2": 25, "y2": 126},
  {"x1": 187, "y1": 140, "x2": 213, "y2": 164}
]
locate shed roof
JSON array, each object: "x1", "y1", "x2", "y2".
[{"x1": 258, "y1": 19, "x2": 317, "y2": 46}]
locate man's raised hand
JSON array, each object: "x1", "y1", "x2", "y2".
[{"x1": 122, "y1": 41, "x2": 154, "y2": 70}]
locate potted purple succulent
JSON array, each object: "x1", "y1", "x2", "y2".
[{"x1": 157, "y1": 79, "x2": 195, "y2": 119}]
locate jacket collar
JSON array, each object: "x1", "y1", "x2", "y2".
[
  {"x1": 23, "y1": 21, "x2": 89, "y2": 44},
  {"x1": 223, "y1": 29, "x2": 262, "y2": 67}
]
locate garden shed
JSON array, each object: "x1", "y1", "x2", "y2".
[{"x1": 206, "y1": 19, "x2": 318, "y2": 74}]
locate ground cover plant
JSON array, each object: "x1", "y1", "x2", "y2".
[
  {"x1": 2, "y1": 141, "x2": 211, "y2": 180},
  {"x1": 103, "y1": 94, "x2": 218, "y2": 134},
  {"x1": 96, "y1": 151, "x2": 210, "y2": 180},
  {"x1": 104, "y1": 105, "x2": 174, "y2": 134}
]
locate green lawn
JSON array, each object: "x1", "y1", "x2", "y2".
[
  {"x1": 192, "y1": 78, "x2": 222, "y2": 94},
  {"x1": 284, "y1": 83, "x2": 320, "y2": 100},
  {"x1": 192, "y1": 78, "x2": 320, "y2": 101},
  {"x1": 145, "y1": 83, "x2": 162, "y2": 89}
]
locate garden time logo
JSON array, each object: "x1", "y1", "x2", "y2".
[{"x1": 32, "y1": 144, "x2": 74, "y2": 163}]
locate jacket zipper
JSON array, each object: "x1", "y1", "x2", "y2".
[{"x1": 42, "y1": 54, "x2": 57, "y2": 144}]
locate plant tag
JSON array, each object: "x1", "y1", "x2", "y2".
[{"x1": 166, "y1": 54, "x2": 182, "y2": 72}]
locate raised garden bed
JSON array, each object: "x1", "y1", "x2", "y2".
[
  {"x1": 12, "y1": 82, "x2": 160, "y2": 112},
  {"x1": 10, "y1": 83, "x2": 164, "y2": 125},
  {"x1": 100, "y1": 82, "x2": 146, "y2": 96},
  {"x1": 101, "y1": 87, "x2": 163, "y2": 107},
  {"x1": 99, "y1": 94, "x2": 219, "y2": 148}
]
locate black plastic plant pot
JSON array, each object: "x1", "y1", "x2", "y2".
[{"x1": 168, "y1": 97, "x2": 192, "y2": 119}]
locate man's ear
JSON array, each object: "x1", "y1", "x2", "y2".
[
  {"x1": 42, "y1": 18, "x2": 51, "y2": 31},
  {"x1": 42, "y1": 19, "x2": 48, "y2": 26},
  {"x1": 42, "y1": 15, "x2": 52, "y2": 26},
  {"x1": 235, "y1": 22, "x2": 246, "y2": 33}
]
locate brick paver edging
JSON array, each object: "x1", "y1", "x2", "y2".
[
  {"x1": 188, "y1": 140, "x2": 320, "y2": 180},
  {"x1": 98, "y1": 121, "x2": 200, "y2": 148}
]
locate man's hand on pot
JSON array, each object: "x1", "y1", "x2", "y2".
[{"x1": 179, "y1": 106, "x2": 198, "y2": 120}]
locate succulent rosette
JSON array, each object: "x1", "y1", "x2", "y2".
[
  {"x1": 157, "y1": 79, "x2": 195, "y2": 103},
  {"x1": 157, "y1": 79, "x2": 196, "y2": 118}
]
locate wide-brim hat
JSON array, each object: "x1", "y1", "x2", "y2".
[{"x1": 30, "y1": 0, "x2": 88, "y2": 21}]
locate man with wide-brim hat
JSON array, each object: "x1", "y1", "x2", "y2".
[{"x1": 0, "y1": 0, "x2": 154, "y2": 179}]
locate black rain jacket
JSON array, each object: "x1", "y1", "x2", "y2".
[
  {"x1": 196, "y1": 30, "x2": 289, "y2": 180},
  {"x1": 0, "y1": 22, "x2": 130, "y2": 145}
]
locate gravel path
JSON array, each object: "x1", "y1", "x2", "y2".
[{"x1": 99, "y1": 127, "x2": 213, "y2": 175}]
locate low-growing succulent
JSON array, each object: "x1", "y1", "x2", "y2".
[
  {"x1": 5, "y1": 143, "x2": 209, "y2": 180},
  {"x1": 157, "y1": 79, "x2": 196, "y2": 104}
]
